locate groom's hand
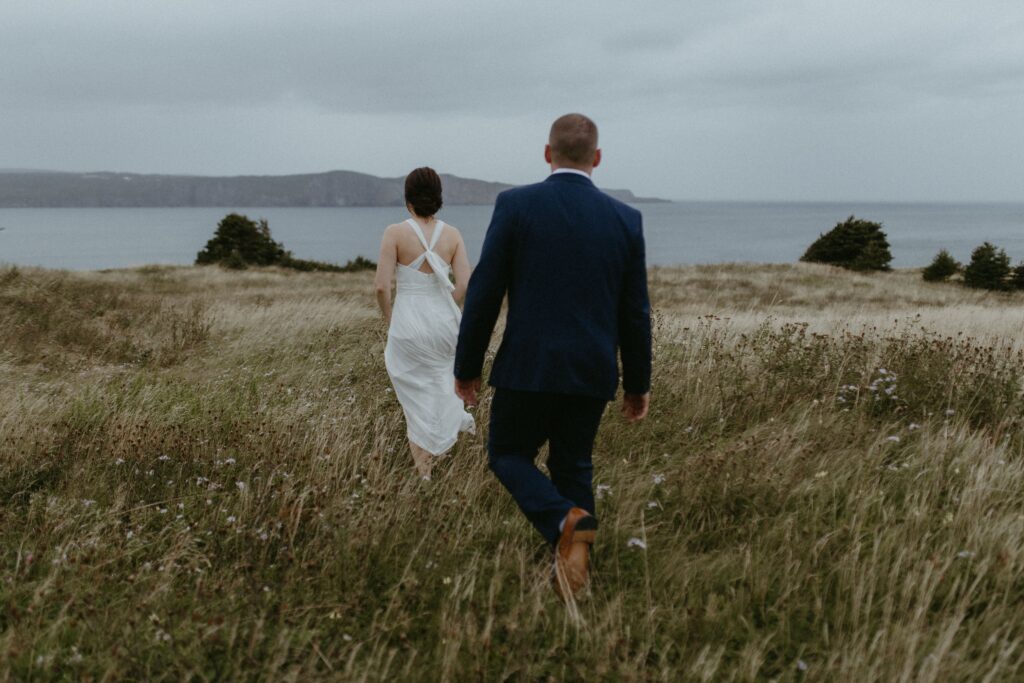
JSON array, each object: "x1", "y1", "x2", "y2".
[
  {"x1": 455, "y1": 377, "x2": 481, "y2": 406},
  {"x1": 621, "y1": 392, "x2": 650, "y2": 423}
]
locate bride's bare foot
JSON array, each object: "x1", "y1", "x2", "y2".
[{"x1": 409, "y1": 441, "x2": 433, "y2": 480}]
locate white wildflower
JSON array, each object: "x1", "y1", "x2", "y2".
[
  {"x1": 627, "y1": 537, "x2": 647, "y2": 549},
  {"x1": 797, "y1": 659, "x2": 808, "y2": 672},
  {"x1": 236, "y1": 481, "x2": 246, "y2": 492},
  {"x1": 115, "y1": 457, "x2": 125, "y2": 465},
  {"x1": 652, "y1": 474, "x2": 665, "y2": 485},
  {"x1": 945, "y1": 409, "x2": 955, "y2": 416},
  {"x1": 225, "y1": 457, "x2": 236, "y2": 465},
  {"x1": 595, "y1": 484, "x2": 612, "y2": 499},
  {"x1": 157, "y1": 455, "x2": 170, "y2": 462},
  {"x1": 82, "y1": 499, "x2": 96, "y2": 507},
  {"x1": 647, "y1": 501, "x2": 659, "y2": 509},
  {"x1": 956, "y1": 550, "x2": 975, "y2": 559},
  {"x1": 886, "y1": 435, "x2": 900, "y2": 443},
  {"x1": 226, "y1": 515, "x2": 236, "y2": 523},
  {"x1": 908, "y1": 423, "x2": 920, "y2": 431}
]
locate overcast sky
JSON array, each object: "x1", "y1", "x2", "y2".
[{"x1": 2, "y1": 0, "x2": 1022, "y2": 201}]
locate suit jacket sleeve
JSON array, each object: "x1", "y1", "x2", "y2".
[
  {"x1": 619, "y1": 215, "x2": 652, "y2": 394},
  {"x1": 454, "y1": 192, "x2": 515, "y2": 380}
]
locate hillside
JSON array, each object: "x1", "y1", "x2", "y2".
[
  {"x1": 0, "y1": 170, "x2": 666, "y2": 207},
  {"x1": 1, "y1": 263, "x2": 1023, "y2": 680}
]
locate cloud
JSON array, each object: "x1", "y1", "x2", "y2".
[{"x1": 1, "y1": 0, "x2": 1022, "y2": 200}]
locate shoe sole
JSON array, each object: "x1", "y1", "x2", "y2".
[{"x1": 553, "y1": 511, "x2": 598, "y2": 599}]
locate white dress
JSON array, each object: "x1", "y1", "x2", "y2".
[{"x1": 385, "y1": 219, "x2": 475, "y2": 455}]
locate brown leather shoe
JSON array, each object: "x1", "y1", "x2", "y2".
[{"x1": 553, "y1": 507, "x2": 598, "y2": 600}]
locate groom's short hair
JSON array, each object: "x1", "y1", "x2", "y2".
[{"x1": 549, "y1": 113, "x2": 598, "y2": 165}]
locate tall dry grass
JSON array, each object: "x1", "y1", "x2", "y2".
[{"x1": 2, "y1": 261, "x2": 1024, "y2": 681}]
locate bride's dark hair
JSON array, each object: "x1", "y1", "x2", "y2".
[{"x1": 405, "y1": 167, "x2": 443, "y2": 217}]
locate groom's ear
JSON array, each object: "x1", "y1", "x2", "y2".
[
  {"x1": 544, "y1": 144, "x2": 553, "y2": 164},
  {"x1": 592, "y1": 148, "x2": 602, "y2": 169}
]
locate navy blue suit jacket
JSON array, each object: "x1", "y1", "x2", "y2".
[{"x1": 454, "y1": 172, "x2": 651, "y2": 400}]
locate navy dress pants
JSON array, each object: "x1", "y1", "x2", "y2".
[{"x1": 487, "y1": 388, "x2": 607, "y2": 546}]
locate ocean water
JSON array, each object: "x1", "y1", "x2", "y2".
[{"x1": 1, "y1": 201, "x2": 1023, "y2": 271}]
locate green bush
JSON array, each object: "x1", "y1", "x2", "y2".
[
  {"x1": 196, "y1": 214, "x2": 375, "y2": 272},
  {"x1": 196, "y1": 214, "x2": 286, "y2": 266},
  {"x1": 922, "y1": 249, "x2": 960, "y2": 282},
  {"x1": 800, "y1": 215, "x2": 892, "y2": 271},
  {"x1": 1012, "y1": 263, "x2": 1024, "y2": 291},
  {"x1": 963, "y1": 242, "x2": 1011, "y2": 290}
]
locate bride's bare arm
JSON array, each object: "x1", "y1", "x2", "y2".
[
  {"x1": 451, "y1": 231, "x2": 472, "y2": 304},
  {"x1": 374, "y1": 226, "x2": 398, "y2": 323}
]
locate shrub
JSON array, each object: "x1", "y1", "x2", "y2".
[
  {"x1": 800, "y1": 215, "x2": 892, "y2": 271},
  {"x1": 963, "y1": 242, "x2": 1011, "y2": 290},
  {"x1": 922, "y1": 249, "x2": 960, "y2": 282},
  {"x1": 282, "y1": 255, "x2": 377, "y2": 273},
  {"x1": 196, "y1": 214, "x2": 286, "y2": 266},
  {"x1": 196, "y1": 214, "x2": 375, "y2": 272},
  {"x1": 1012, "y1": 263, "x2": 1024, "y2": 291}
]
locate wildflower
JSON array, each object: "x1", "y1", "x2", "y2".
[
  {"x1": 126, "y1": 530, "x2": 134, "y2": 539},
  {"x1": 797, "y1": 660, "x2": 808, "y2": 672},
  {"x1": 908, "y1": 423, "x2": 920, "y2": 431},
  {"x1": 158, "y1": 508, "x2": 168, "y2": 515},
  {"x1": 225, "y1": 457, "x2": 237, "y2": 465},
  {"x1": 115, "y1": 457, "x2": 125, "y2": 465},
  {"x1": 236, "y1": 481, "x2": 246, "y2": 492},
  {"x1": 177, "y1": 503, "x2": 184, "y2": 510},
  {"x1": 343, "y1": 634, "x2": 353, "y2": 642},
  {"x1": 596, "y1": 484, "x2": 612, "y2": 499},
  {"x1": 157, "y1": 455, "x2": 170, "y2": 462},
  {"x1": 82, "y1": 499, "x2": 96, "y2": 508},
  {"x1": 886, "y1": 435, "x2": 900, "y2": 443},
  {"x1": 647, "y1": 501, "x2": 659, "y2": 509},
  {"x1": 956, "y1": 550, "x2": 975, "y2": 559},
  {"x1": 945, "y1": 409, "x2": 956, "y2": 417},
  {"x1": 442, "y1": 576, "x2": 452, "y2": 585},
  {"x1": 652, "y1": 474, "x2": 665, "y2": 485},
  {"x1": 627, "y1": 538, "x2": 647, "y2": 550},
  {"x1": 226, "y1": 515, "x2": 236, "y2": 523}
]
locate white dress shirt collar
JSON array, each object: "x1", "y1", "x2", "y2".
[{"x1": 549, "y1": 167, "x2": 592, "y2": 179}]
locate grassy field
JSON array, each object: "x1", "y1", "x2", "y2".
[{"x1": 2, "y1": 262, "x2": 1024, "y2": 681}]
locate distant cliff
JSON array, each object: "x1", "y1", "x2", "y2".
[{"x1": 0, "y1": 170, "x2": 667, "y2": 207}]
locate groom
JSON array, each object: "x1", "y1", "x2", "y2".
[{"x1": 454, "y1": 113, "x2": 652, "y2": 598}]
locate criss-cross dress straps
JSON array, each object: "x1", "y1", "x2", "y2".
[{"x1": 402, "y1": 218, "x2": 460, "y2": 319}]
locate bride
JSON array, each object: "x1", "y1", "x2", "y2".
[{"x1": 374, "y1": 167, "x2": 475, "y2": 479}]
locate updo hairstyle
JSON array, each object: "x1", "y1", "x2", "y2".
[{"x1": 404, "y1": 167, "x2": 443, "y2": 217}]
